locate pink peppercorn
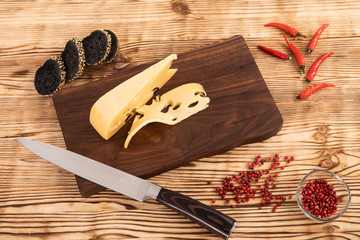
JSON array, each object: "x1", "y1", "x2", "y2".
[
  {"x1": 211, "y1": 153, "x2": 296, "y2": 210},
  {"x1": 301, "y1": 179, "x2": 338, "y2": 218}
]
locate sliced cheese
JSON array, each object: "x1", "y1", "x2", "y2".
[
  {"x1": 90, "y1": 54, "x2": 178, "y2": 140},
  {"x1": 124, "y1": 83, "x2": 210, "y2": 148}
]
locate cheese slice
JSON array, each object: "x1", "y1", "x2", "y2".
[
  {"x1": 124, "y1": 83, "x2": 210, "y2": 148},
  {"x1": 90, "y1": 54, "x2": 178, "y2": 140}
]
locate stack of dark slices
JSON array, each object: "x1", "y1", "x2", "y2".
[{"x1": 34, "y1": 29, "x2": 119, "y2": 95}]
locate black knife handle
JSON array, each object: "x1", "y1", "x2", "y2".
[{"x1": 156, "y1": 187, "x2": 236, "y2": 239}]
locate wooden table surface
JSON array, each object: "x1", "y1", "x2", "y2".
[{"x1": 1, "y1": 0, "x2": 360, "y2": 239}]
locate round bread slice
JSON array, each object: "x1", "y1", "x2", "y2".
[
  {"x1": 34, "y1": 56, "x2": 66, "y2": 95},
  {"x1": 61, "y1": 37, "x2": 85, "y2": 81},
  {"x1": 102, "y1": 29, "x2": 119, "y2": 63},
  {"x1": 82, "y1": 30, "x2": 111, "y2": 65}
]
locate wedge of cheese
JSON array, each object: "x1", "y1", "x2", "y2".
[
  {"x1": 90, "y1": 54, "x2": 178, "y2": 140},
  {"x1": 124, "y1": 83, "x2": 210, "y2": 148}
]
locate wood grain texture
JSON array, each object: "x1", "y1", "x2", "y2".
[
  {"x1": 52, "y1": 36, "x2": 283, "y2": 197},
  {"x1": 1, "y1": 0, "x2": 360, "y2": 239}
]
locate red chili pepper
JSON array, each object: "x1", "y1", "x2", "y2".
[
  {"x1": 283, "y1": 33, "x2": 305, "y2": 73},
  {"x1": 257, "y1": 45, "x2": 291, "y2": 60},
  {"x1": 296, "y1": 83, "x2": 335, "y2": 100},
  {"x1": 265, "y1": 22, "x2": 306, "y2": 37},
  {"x1": 308, "y1": 24, "x2": 329, "y2": 53},
  {"x1": 306, "y1": 52, "x2": 334, "y2": 83}
]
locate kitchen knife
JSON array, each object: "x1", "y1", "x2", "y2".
[{"x1": 17, "y1": 138, "x2": 236, "y2": 239}]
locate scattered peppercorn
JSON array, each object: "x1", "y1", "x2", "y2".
[
  {"x1": 208, "y1": 153, "x2": 295, "y2": 212},
  {"x1": 272, "y1": 205, "x2": 277, "y2": 212}
]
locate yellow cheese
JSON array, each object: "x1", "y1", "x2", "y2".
[
  {"x1": 90, "y1": 54, "x2": 178, "y2": 140},
  {"x1": 124, "y1": 83, "x2": 210, "y2": 148}
]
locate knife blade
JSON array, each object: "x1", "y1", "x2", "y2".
[{"x1": 18, "y1": 138, "x2": 236, "y2": 239}]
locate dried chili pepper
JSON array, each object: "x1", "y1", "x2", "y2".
[
  {"x1": 308, "y1": 24, "x2": 329, "y2": 53},
  {"x1": 257, "y1": 45, "x2": 291, "y2": 60},
  {"x1": 283, "y1": 33, "x2": 305, "y2": 73},
  {"x1": 265, "y1": 22, "x2": 306, "y2": 37},
  {"x1": 296, "y1": 83, "x2": 335, "y2": 100},
  {"x1": 306, "y1": 52, "x2": 334, "y2": 83}
]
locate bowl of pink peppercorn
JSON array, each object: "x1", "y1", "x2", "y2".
[{"x1": 296, "y1": 169, "x2": 351, "y2": 222}]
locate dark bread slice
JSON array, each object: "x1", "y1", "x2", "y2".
[
  {"x1": 102, "y1": 30, "x2": 119, "y2": 63},
  {"x1": 61, "y1": 37, "x2": 85, "y2": 81},
  {"x1": 82, "y1": 30, "x2": 111, "y2": 65},
  {"x1": 34, "y1": 56, "x2": 66, "y2": 95}
]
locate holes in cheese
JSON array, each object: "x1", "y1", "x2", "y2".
[
  {"x1": 89, "y1": 54, "x2": 178, "y2": 140},
  {"x1": 188, "y1": 101, "x2": 199, "y2": 108},
  {"x1": 161, "y1": 104, "x2": 172, "y2": 113},
  {"x1": 124, "y1": 83, "x2": 210, "y2": 148}
]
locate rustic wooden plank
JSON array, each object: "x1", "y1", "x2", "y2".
[{"x1": 1, "y1": 0, "x2": 360, "y2": 239}]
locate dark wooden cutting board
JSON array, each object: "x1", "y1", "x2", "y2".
[{"x1": 52, "y1": 36, "x2": 283, "y2": 197}]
